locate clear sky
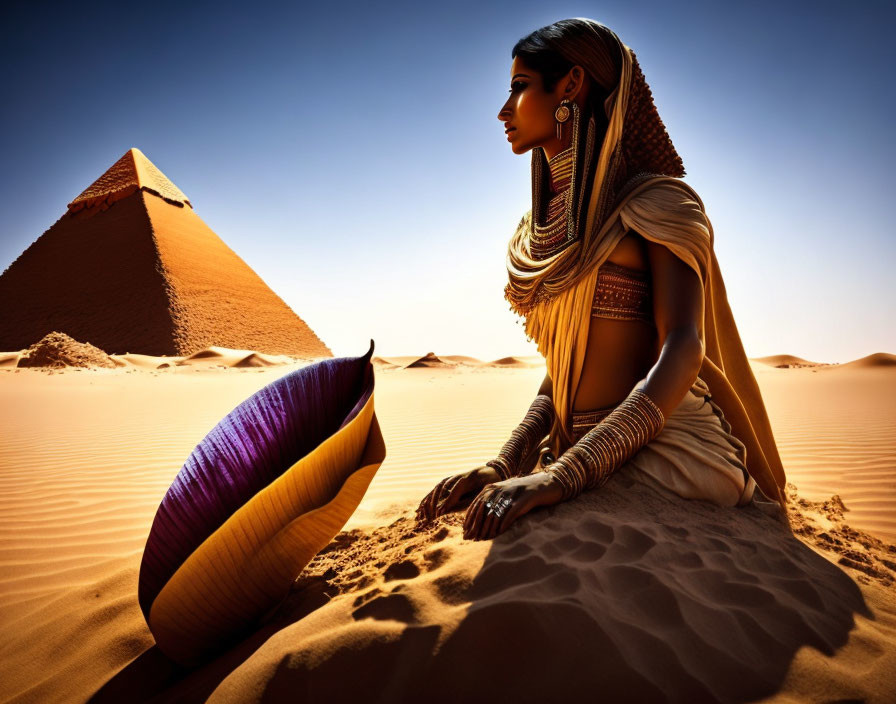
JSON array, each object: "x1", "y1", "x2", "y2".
[{"x1": 1, "y1": 0, "x2": 892, "y2": 362}]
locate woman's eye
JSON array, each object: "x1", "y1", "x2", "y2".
[{"x1": 509, "y1": 81, "x2": 526, "y2": 93}]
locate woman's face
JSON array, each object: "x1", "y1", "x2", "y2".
[{"x1": 498, "y1": 56, "x2": 567, "y2": 157}]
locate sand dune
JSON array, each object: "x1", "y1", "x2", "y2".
[
  {"x1": 2, "y1": 338, "x2": 309, "y2": 374},
  {"x1": 753, "y1": 352, "x2": 896, "y2": 370},
  {"x1": 371, "y1": 354, "x2": 450, "y2": 369},
  {"x1": 373, "y1": 354, "x2": 544, "y2": 369},
  {"x1": 517, "y1": 355, "x2": 546, "y2": 365},
  {"x1": 175, "y1": 346, "x2": 298, "y2": 369},
  {"x1": 753, "y1": 354, "x2": 829, "y2": 368},
  {"x1": 440, "y1": 355, "x2": 484, "y2": 365},
  {"x1": 1, "y1": 342, "x2": 542, "y2": 374},
  {"x1": 375, "y1": 352, "x2": 482, "y2": 370},
  {"x1": 404, "y1": 352, "x2": 454, "y2": 368},
  {"x1": 0, "y1": 354, "x2": 895, "y2": 702},
  {"x1": 485, "y1": 355, "x2": 537, "y2": 367},
  {"x1": 839, "y1": 352, "x2": 896, "y2": 369},
  {"x1": 231, "y1": 352, "x2": 286, "y2": 368}
]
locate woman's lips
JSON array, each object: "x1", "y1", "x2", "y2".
[{"x1": 505, "y1": 128, "x2": 516, "y2": 140}]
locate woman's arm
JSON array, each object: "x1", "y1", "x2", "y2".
[
  {"x1": 544, "y1": 240, "x2": 705, "y2": 500},
  {"x1": 485, "y1": 371, "x2": 555, "y2": 480},
  {"x1": 417, "y1": 371, "x2": 555, "y2": 521},
  {"x1": 637, "y1": 240, "x2": 705, "y2": 418},
  {"x1": 461, "y1": 244, "x2": 708, "y2": 537}
]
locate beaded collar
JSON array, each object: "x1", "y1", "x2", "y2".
[
  {"x1": 530, "y1": 146, "x2": 575, "y2": 260},
  {"x1": 547, "y1": 146, "x2": 574, "y2": 195}
]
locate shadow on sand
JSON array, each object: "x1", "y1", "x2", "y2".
[{"x1": 93, "y1": 476, "x2": 876, "y2": 703}]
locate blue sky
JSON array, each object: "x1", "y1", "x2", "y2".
[{"x1": 1, "y1": 0, "x2": 892, "y2": 362}]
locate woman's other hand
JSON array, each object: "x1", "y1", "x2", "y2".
[
  {"x1": 463, "y1": 471, "x2": 564, "y2": 540},
  {"x1": 416, "y1": 466, "x2": 501, "y2": 522}
]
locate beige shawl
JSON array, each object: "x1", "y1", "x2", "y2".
[{"x1": 514, "y1": 176, "x2": 789, "y2": 510}]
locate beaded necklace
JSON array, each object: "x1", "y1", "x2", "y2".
[{"x1": 530, "y1": 146, "x2": 575, "y2": 260}]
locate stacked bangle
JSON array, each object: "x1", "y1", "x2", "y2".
[
  {"x1": 545, "y1": 387, "x2": 665, "y2": 501},
  {"x1": 486, "y1": 394, "x2": 554, "y2": 480}
]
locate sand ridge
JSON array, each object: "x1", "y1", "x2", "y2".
[
  {"x1": 753, "y1": 352, "x2": 896, "y2": 370},
  {"x1": 373, "y1": 353, "x2": 543, "y2": 370},
  {"x1": 753, "y1": 354, "x2": 830, "y2": 368},
  {"x1": 1, "y1": 340, "x2": 314, "y2": 373},
  {"x1": 1, "y1": 335, "x2": 551, "y2": 373}
]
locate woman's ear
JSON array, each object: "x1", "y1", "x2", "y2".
[{"x1": 562, "y1": 65, "x2": 588, "y2": 102}]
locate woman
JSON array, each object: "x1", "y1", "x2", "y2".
[{"x1": 416, "y1": 18, "x2": 789, "y2": 540}]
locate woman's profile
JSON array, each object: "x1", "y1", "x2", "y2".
[{"x1": 416, "y1": 18, "x2": 789, "y2": 540}]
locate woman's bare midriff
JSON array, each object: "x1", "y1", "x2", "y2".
[{"x1": 571, "y1": 230, "x2": 660, "y2": 412}]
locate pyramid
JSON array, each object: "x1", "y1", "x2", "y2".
[{"x1": 0, "y1": 148, "x2": 332, "y2": 357}]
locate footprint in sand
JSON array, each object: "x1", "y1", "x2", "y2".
[
  {"x1": 705, "y1": 536, "x2": 732, "y2": 553},
  {"x1": 499, "y1": 541, "x2": 533, "y2": 560},
  {"x1": 352, "y1": 592, "x2": 417, "y2": 623},
  {"x1": 433, "y1": 573, "x2": 473, "y2": 605},
  {"x1": 574, "y1": 519, "x2": 615, "y2": 544},
  {"x1": 423, "y1": 546, "x2": 452, "y2": 571},
  {"x1": 430, "y1": 526, "x2": 451, "y2": 543},
  {"x1": 664, "y1": 525, "x2": 689, "y2": 539},
  {"x1": 352, "y1": 586, "x2": 382, "y2": 608},
  {"x1": 676, "y1": 551, "x2": 705, "y2": 569},
  {"x1": 604, "y1": 525, "x2": 657, "y2": 562},
  {"x1": 568, "y1": 540, "x2": 608, "y2": 562},
  {"x1": 384, "y1": 560, "x2": 420, "y2": 581},
  {"x1": 468, "y1": 550, "x2": 584, "y2": 601}
]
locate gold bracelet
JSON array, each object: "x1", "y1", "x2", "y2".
[
  {"x1": 487, "y1": 394, "x2": 554, "y2": 480},
  {"x1": 546, "y1": 388, "x2": 665, "y2": 501}
]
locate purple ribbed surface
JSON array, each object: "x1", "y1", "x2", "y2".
[{"x1": 138, "y1": 340, "x2": 375, "y2": 619}]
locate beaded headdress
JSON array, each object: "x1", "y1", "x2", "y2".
[{"x1": 504, "y1": 19, "x2": 685, "y2": 318}]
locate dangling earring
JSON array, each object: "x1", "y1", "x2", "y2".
[
  {"x1": 555, "y1": 99, "x2": 572, "y2": 142},
  {"x1": 560, "y1": 100, "x2": 581, "y2": 242},
  {"x1": 530, "y1": 99, "x2": 583, "y2": 258}
]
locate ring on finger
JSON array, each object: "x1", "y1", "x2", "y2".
[
  {"x1": 474, "y1": 490, "x2": 498, "y2": 530},
  {"x1": 494, "y1": 496, "x2": 513, "y2": 519}
]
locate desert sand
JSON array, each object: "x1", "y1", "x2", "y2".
[{"x1": 1, "y1": 346, "x2": 895, "y2": 703}]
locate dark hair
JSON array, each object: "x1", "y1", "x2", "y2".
[
  {"x1": 512, "y1": 29, "x2": 575, "y2": 93},
  {"x1": 512, "y1": 18, "x2": 686, "y2": 220},
  {"x1": 511, "y1": 21, "x2": 612, "y2": 123}
]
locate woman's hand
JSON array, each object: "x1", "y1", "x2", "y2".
[
  {"x1": 416, "y1": 465, "x2": 501, "y2": 522},
  {"x1": 463, "y1": 471, "x2": 565, "y2": 540}
]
